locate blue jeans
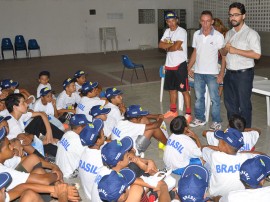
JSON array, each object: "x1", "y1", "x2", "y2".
[
  {"x1": 172, "y1": 158, "x2": 202, "y2": 175},
  {"x1": 194, "y1": 73, "x2": 221, "y2": 122},
  {"x1": 223, "y1": 68, "x2": 254, "y2": 127}
]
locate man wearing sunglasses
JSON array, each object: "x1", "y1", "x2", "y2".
[{"x1": 222, "y1": 2, "x2": 261, "y2": 128}]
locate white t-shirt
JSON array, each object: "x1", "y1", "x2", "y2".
[
  {"x1": 36, "y1": 83, "x2": 51, "y2": 98},
  {"x1": 7, "y1": 112, "x2": 33, "y2": 140},
  {"x1": 75, "y1": 82, "x2": 81, "y2": 93},
  {"x1": 163, "y1": 134, "x2": 202, "y2": 171},
  {"x1": 0, "y1": 163, "x2": 30, "y2": 191},
  {"x1": 104, "y1": 102, "x2": 123, "y2": 134},
  {"x1": 56, "y1": 90, "x2": 81, "y2": 111},
  {"x1": 202, "y1": 147, "x2": 257, "y2": 196},
  {"x1": 76, "y1": 96, "x2": 106, "y2": 122},
  {"x1": 161, "y1": 26, "x2": 187, "y2": 67},
  {"x1": 91, "y1": 166, "x2": 111, "y2": 202},
  {"x1": 219, "y1": 186, "x2": 270, "y2": 202},
  {"x1": 206, "y1": 131, "x2": 259, "y2": 152},
  {"x1": 192, "y1": 28, "x2": 224, "y2": 74},
  {"x1": 55, "y1": 131, "x2": 85, "y2": 178},
  {"x1": 0, "y1": 109, "x2": 9, "y2": 117},
  {"x1": 111, "y1": 120, "x2": 145, "y2": 149},
  {"x1": 33, "y1": 98, "x2": 54, "y2": 116},
  {"x1": 79, "y1": 148, "x2": 104, "y2": 200},
  {"x1": 4, "y1": 156, "x2": 21, "y2": 169}
]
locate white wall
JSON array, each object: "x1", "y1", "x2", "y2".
[{"x1": 0, "y1": 0, "x2": 193, "y2": 56}]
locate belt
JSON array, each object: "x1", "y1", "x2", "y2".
[{"x1": 227, "y1": 68, "x2": 253, "y2": 73}]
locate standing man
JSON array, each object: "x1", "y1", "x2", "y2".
[
  {"x1": 188, "y1": 11, "x2": 225, "y2": 130},
  {"x1": 222, "y1": 2, "x2": 261, "y2": 127},
  {"x1": 159, "y1": 11, "x2": 192, "y2": 122}
]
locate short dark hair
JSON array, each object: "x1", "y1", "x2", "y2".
[
  {"x1": 123, "y1": 112, "x2": 141, "y2": 121},
  {"x1": 71, "y1": 124, "x2": 86, "y2": 130},
  {"x1": 201, "y1": 10, "x2": 213, "y2": 19},
  {"x1": 170, "y1": 116, "x2": 187, "y2": 134},
  {"x1": 107, "y1": 95, "x2": 116, "y2": 103},
  {"x1": 39, "y1": 71, "x2": 50, "y2": 79},
  {"x1": 229, "y1": 2, "x2": 246, "y2": 14},
  {"x1": 5, "y1": 93, "x2": 24, "y2": 113},
  {"x1": 229, "y1": 114, "x2": 246, "y2": 132}
]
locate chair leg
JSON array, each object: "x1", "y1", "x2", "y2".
[
  {"x1": 25, "y1": 49, "x2": 28, "y2": 58},
  {"x1": 28, "y1": 50, "x2": 31, "y2": 58},
  {"x1": 1, "y1": 50, "x2": 4, "y2": 60},
  {"x1": 134, "y1": 68, "x2": 138, "y2": 79},
  {"x1": 15, "y1": 50, "x2": 17, "y2": 59},
  {"x1": 39, "y1": 49, "x2": 41, "y2": 58},
  {"x1": 131, "y1": 69, "x2": 135, "y2": 84},
  {"x1": 142, "y1": 66, "x2": 148, "y2": 81},
  {"x1": 121, "y1": 67, "x2": 125, "y2": 83}
]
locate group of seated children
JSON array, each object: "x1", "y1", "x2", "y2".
[{"x1": 0, "y1": 69, "x2": 269, "y2": 202}]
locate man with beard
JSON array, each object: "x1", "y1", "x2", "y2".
[{"x1": 222, "y1": 2, "x2": 261, "y2": 127}]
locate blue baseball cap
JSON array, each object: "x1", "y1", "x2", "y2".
[
  {"x1": 0, "y1": 116, "x2": 11, "y2": 123},
  {"x1": 69, "y1": 114, "x2": 89, "y2": 126},
  {"x1": 74, "y1": 70, "x2": 86, "y2": 78},
  {"x1": 214, "y1": 128, "x2": 244, "y2": 150},
  {"x1": 1, "y1": 79, "x2": 19, "y2": 89},
  {"x1": 178, "y1": 165, "x2": 209, "y2": 202},
  {"x1": 90, "y1": 105, "x2": 111, "y2": 117},
  {"x1": 62, "y1": 78, "x2": 76, "y2": 89},
  {"x1": 101, "y1": 137, "x2": 133, "y2": 168},
  {"x1": 126, "y1": 105, "x2": 149, "y2": 118},
  {"x1": 0, "y1": 127, "x2": 6, "y2": 141},
  {"x1": 105, "y1": 87, "x2": 122, "y2": 99},
  {"x1": 165, "y1": 11, "x2": 177, "y2": 20},
  {"x1": 0, "y1": 172, "x2": 12, "y2": 189},
  {"x1": 81, "y1": 81, "x2": 98, "y2": 94},
  {"x1": 40, "y1": 87, "x2": 52, "y2": 97},
  {"x1": 240, "y1": 155, "x2": 270, "y2": 188},
  {"x1": 79, "y1": 119, "x2": 103, "y2": 146},
  {"x1": 98, "y1": 168, "x2": 136, "y2": 202}
]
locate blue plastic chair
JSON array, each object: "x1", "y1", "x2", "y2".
[
  {"x1": 14, "y1": 35, "x2": 27, "y2": 58},
  {"x1": 121, "y1": 55, "x2": 148, "y2": 84},
  {"x1": 1, "y1": 38, "x2": 15, "y2": 60},
  {"x1": 28, "y1": 39, "x2": 41, "y2": 58}
]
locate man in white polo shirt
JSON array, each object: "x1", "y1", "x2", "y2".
[
  {"x1": 158, "y1": 11, "x2": 191, "y2": 122},
  {"x1": 188, "y1": 10, "x2": 225, "y2": 130},
  {"x1": 221, "y1": 2, "x2": 261, "y2": 128}
]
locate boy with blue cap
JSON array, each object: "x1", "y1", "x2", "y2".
[
  {"x1": 104, "y1": 87, "x2": 125, "y2": 133},
  {"x1": 74, "y1": 70, "x2": 87, "y2": 93},
  {"x1": 158, "y1": 11, "x2": 191, "y2": 122},
  {"x1": 78, "y1": 118, "x2": 105, "y2": 201},
  {"x1": 111, "y1": 104, "x2": 167, "y2": 155},
  {"x1": 90, "y1": 105, "x2": 111, "y2": 138},
  {"x1": 202, "y1": 128, "x2": 258, "y2": 197},
  {"x1": 36, "y1": 71, "x2": 51, "y2": 98},
  {"x1": 218, "y1": 155, "x2": 270, "y2": 202},
  {"x1": 56, "y1": 77, "x2": 81, "y2": 117},
  {"x1": 178, "y1": 164, "x2": 210, "y2": 202},
  {"x1": 56, "y1": 114, "x2": 89, "y2": 178},
  {"x1": 76, "y1": 81, "x2": 106, "y2": 122}
]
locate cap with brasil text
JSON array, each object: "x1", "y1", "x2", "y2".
[
  {"x1": 126, "y1": 105, "x2": 149, "y2": 118},
  {"x1": 90, "y1": 105, "x2": 111, "y2": 118},
  {"x1": 0, "y1": 79, "x2": 19, "y2": 90},
  {"x1": 40, "y1": 87, "x2": 52, "y2": 97},
  {"x1": 62, "y1": 78, "x2": 76, "y2": 89},
  {"x1": 178, "y1": 165, "x2": 209, "y2": 202},
  {"x1": 214, "y1": 128, "x2": 244, "y2": 150},
  {"x1": 101, "y1": 137, "x2": 133, "y2": 168},
  {"x1": 74, "y1": 70, "x2": 86, "y2": 78},
  {"x1": 69, "y1": 114, "x2": 89, "y2": 126},
  {"x1": 165, "y1": 11, "x2": 177, "y2": 20},
  {"x1": 79, "y1": 119, "x2": 103, "y2": 146},
  {"x1": 81, "y1": 81, "x2": 98, "y2": 94},
  {"x1": 98, "y1": 168, "x2": 136, "y2": 202},
  {"x1": 105, "y1": 87, "x2": 122, "y2": 99},
  {"x1": 240, "y1": 155, "x2": 270, "y2": 188}
]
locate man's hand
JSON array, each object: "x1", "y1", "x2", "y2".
[
  {"x1": 216, "y1": 72, "x2": 224, "y2": 84},
  {"x1": 44, "y1": 131, "x2": 54, "y2": 145},
  {"x1": 17, "y1": 133, "x2": 33, "y2": 146},
  {"x1": 188, "y1": 68, "x2": 194, "y2": 78},
  {"x1": 225, "y1": 43, "x2": 231, "y2": 52},
  {"x1": 185, "y1": 128, "x2": 199, "y2": 140},
  {"x1": 52, "y1": 167, "x2": 64, "y2": 182},
  {"x1": 146, "y1": 160, "x2": 158, "y2": 175}
]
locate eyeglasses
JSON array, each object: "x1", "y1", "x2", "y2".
[{"x1": 228, "y1": 13, "x2": 243, "y2": 18}]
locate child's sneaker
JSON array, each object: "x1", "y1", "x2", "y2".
[
  {"x1": 185, "y1": 114, "x2": 192, "y2": 124},
  {"x1": 189, "y1": 119, "x2": 206, "y2": 127},
  {"x1": 210, "y1": 122, "x2": 222, "y2": 130},
  {"x1": 164, "y1": 111, "x2": 178, "y2": 119}
]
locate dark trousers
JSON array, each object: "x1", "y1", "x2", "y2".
[
  {"x1": 223, "y1": 68, "x2": 254, "y2": 127},
  {"x1": 25, "y1": 116, "x2": 64, "y2": 156}
]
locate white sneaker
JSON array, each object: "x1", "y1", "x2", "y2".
[
  {"x1": 210, "y1": 122, "x2": 222, "y2": 130},
  {"x1": 189, "y1": 119, "x2": 206, "y2": 127}
]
